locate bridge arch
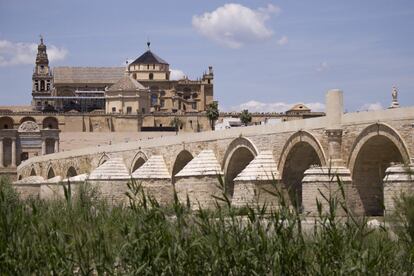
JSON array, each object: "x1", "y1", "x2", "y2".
[
  {"x1": 30, "y1": 167, "x2": 36, "y2": 176},
  {"x1": 0, "y1": 116, "x2": 14, "y2": 129},
  {"x1": 172, "y1": 149, "x2": 193, "y2": 183},
  {"x1": 223, "y1": 137, "x2": 259, "y2": 197},
  {"x1": 66, "y1": 166, "x2": 78, "y2": 178},
  {"x1": 47, "y1": 166, "x2": 56, "y2": 179},
  {"x1": 131, "y1": 151, "x2": 148, "y2": 173},
  {"x1": 348, "y1": 123, "x2": 410, "y2": 216},
  {"x1": 278, "y1": 131, "x2": 327, "y2": 206},
  {"x1": 98, "y1": 153, "x2": 109, "y2": 166}
]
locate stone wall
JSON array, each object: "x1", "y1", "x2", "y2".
[{"x1": 13, "y1": 91, "x2": 414, "y2": 216}]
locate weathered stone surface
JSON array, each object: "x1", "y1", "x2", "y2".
[
  {"x1": 232, "y1": 151, "x2": 282, "y2": 209},
  {"x1": 131, "y1": 155, "x2": 173, "y2": 205},
  {"x1": 175, "y1": 176, "x2": 224, "y2": 210},
  {"x1": 132, "y1": 179, "x2": 174, "y2": 206},
  {"x1": 234, "y1": 150, "x2": 279, "y2": 181},
  {"x1": 383, "y1": 164, "x2": 414, "y2": 213},
  {"x1": 232, "y1": 180, "x2": 285, "y2": 209},
  {"x1": 176, "y1": 150, "x2": 222, "y2": 177},
  {"x1": 174, "y1": 150, "x2": 224, "y2": 209},
  {"x1": 132, "y1": 155, "x2": 170, "y2": 179},
  {"x1": 89, "y1": 158, "x2": 130, "y2": 180},
  {"x1": 63, "y1": 173, "x2": 89, "y2": 182},
  {"x1": 302, "y1": 166, "x2": 352, "y2": 216}
]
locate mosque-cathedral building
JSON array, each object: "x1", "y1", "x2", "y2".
[
  {"x1": 32, "y1": 39, "x2": 214, "y2": 114},
  {"x1": 0, "y1": 38, "x2": 324, "y2": 178}
]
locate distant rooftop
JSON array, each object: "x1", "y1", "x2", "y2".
[
  {"x1": 287, "y1": 103, "x2": 311, "y2": 112},
  {"x1": 130, "y1": 50, "x2": 169, "y2": 65},
  {"x1": 107, "y1": 75, "x2": 146, "y2": 91},
  {"x1": 53, "y1": 67, "x2": 124, "y2": 84}
]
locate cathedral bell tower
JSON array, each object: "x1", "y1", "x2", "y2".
[{"x1": 32, "y1": 36, "x2": 53, "y2": 110}]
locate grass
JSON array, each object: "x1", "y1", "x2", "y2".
[{"x1": 1, "y1": 176, "x2": 414, "y2": 274}]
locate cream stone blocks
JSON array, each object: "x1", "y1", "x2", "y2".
[
  {"x1": 175, "y1": 150, "x2": 224, "y2": 209},
  {"x1": 383, "y1": 164, "x2": 414, "y2": 214},
  {"x1": 232, "y1": 151, "x2": 282, "y2": 209},
  {"x1": 302, "y1": 167, "x2": 352, "y2": 216},
  {"x1": 88, "y1": 158, "x2": 131, "y2": 204},
  {"x1": 131, "y1": 155, "x2": 173, "y2": 205}
]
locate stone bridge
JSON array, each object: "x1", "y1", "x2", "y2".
[{"x1": 15, "y1": 90, "x2": 414, "y2": 216}]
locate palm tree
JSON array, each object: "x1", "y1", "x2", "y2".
[
  {"x1": 240, "y1": 109, "x2": 252, "y2": 126},
  {"x1": 206, "y1": 101, "x2": 219, "y2": 130}
]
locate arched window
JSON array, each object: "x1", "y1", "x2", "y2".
[
  {"x1": 149, "y1": 73, "x2": 154, "y2": 80},
  {"x1": 40, "y1": 80, "x2": 45, "y2": 91},
  {"x1": 0, "y1": 117, "x2": 14, "y2": 130},
  {"x1": 20, "y1": 117, "x2": 36, "y2": 124},
  {"x1": 42, "y1": 117, "x2": 59, "y2": 129}
]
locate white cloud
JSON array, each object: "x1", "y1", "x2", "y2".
[
  {"x1": 277, "y1": 36, "x2": 288, "y2": 46},
  {"x1": 0, "y1": 39, "x2": 67, "y2": 67},
  {"x1": 316, "y1": 61, "x2": 329, "y2": 72},
  {"x1": 47, "y1": 45, "x2": 68, "y2": 62},
  {"x1": 170, "y1": 69, "x2": 186, "y2": 80},
  {"x1": 192, "y1": 3, "x2": 280, "y2": 48},
  {"x1": 359, "y1": 102, "x2": 384, "y2": 111},
  {"x1": 228, "y1": 100, "x2": 325, "y2": 113}
]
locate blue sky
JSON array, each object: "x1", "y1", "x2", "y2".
[{"x1": 0, "y1": 0, "x2": 413, "y2": 112}]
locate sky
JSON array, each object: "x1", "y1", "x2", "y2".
[{"x1": 0, "y1": 0, "x2": 414, "y2": 112}]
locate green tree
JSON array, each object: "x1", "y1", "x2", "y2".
[
  {"x1": 206, "y1": 101, "x2": 219, "y2": 130},
  {"x1": 239, "y1": 109, "x2": 252, "y2": 126},
  {"x1": 170, "y1": 116, "x2": 182, "y2": 134}
]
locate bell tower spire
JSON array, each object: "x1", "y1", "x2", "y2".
[{"x1": 32, "y1": 36, "x2": 53, "y2": 111}]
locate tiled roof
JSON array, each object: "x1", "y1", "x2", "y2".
[
  {"x1": 130, "y1": 50, "x2": 168, "y2": 65},
  {"x1": 53, "y1": 67, "x2": 124, "y2": 84},
  {"x1": 107, "y1": 75, "x2": 146, "y2": 91}
]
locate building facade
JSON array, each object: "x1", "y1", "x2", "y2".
[{"x1": 31, "y1": 39, "x2": 214, "y2": 114}]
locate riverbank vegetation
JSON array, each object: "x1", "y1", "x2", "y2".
[{"x1": 1, "y1": 177, "x2": 414, "y2": 274}]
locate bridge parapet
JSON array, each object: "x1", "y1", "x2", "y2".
[{"x1": 13, "y1": 90, "x2": 414, "y2": 217}]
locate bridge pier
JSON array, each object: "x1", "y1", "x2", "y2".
[
  {"x1": 174, "y1": 150, "x2": 224, "y2": 210},
  {"x1": 302, "y1": 89, "x2": 353, "y2": 215},
  {"x1": 87, "y1": 158, "x2": 131, "y2": 204},
  {"x1": 131, "y1": 155, "x2": 173, "y2": 206},
  {"x1": 302, "y1": 167, "x2": 352, "y2": 215},
  {"x1": 383, "y1": 163, "x2": 414, "y2": 214},
  {"x1": 232, "y1": 151, "x2": 282, "y2": 209}
]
